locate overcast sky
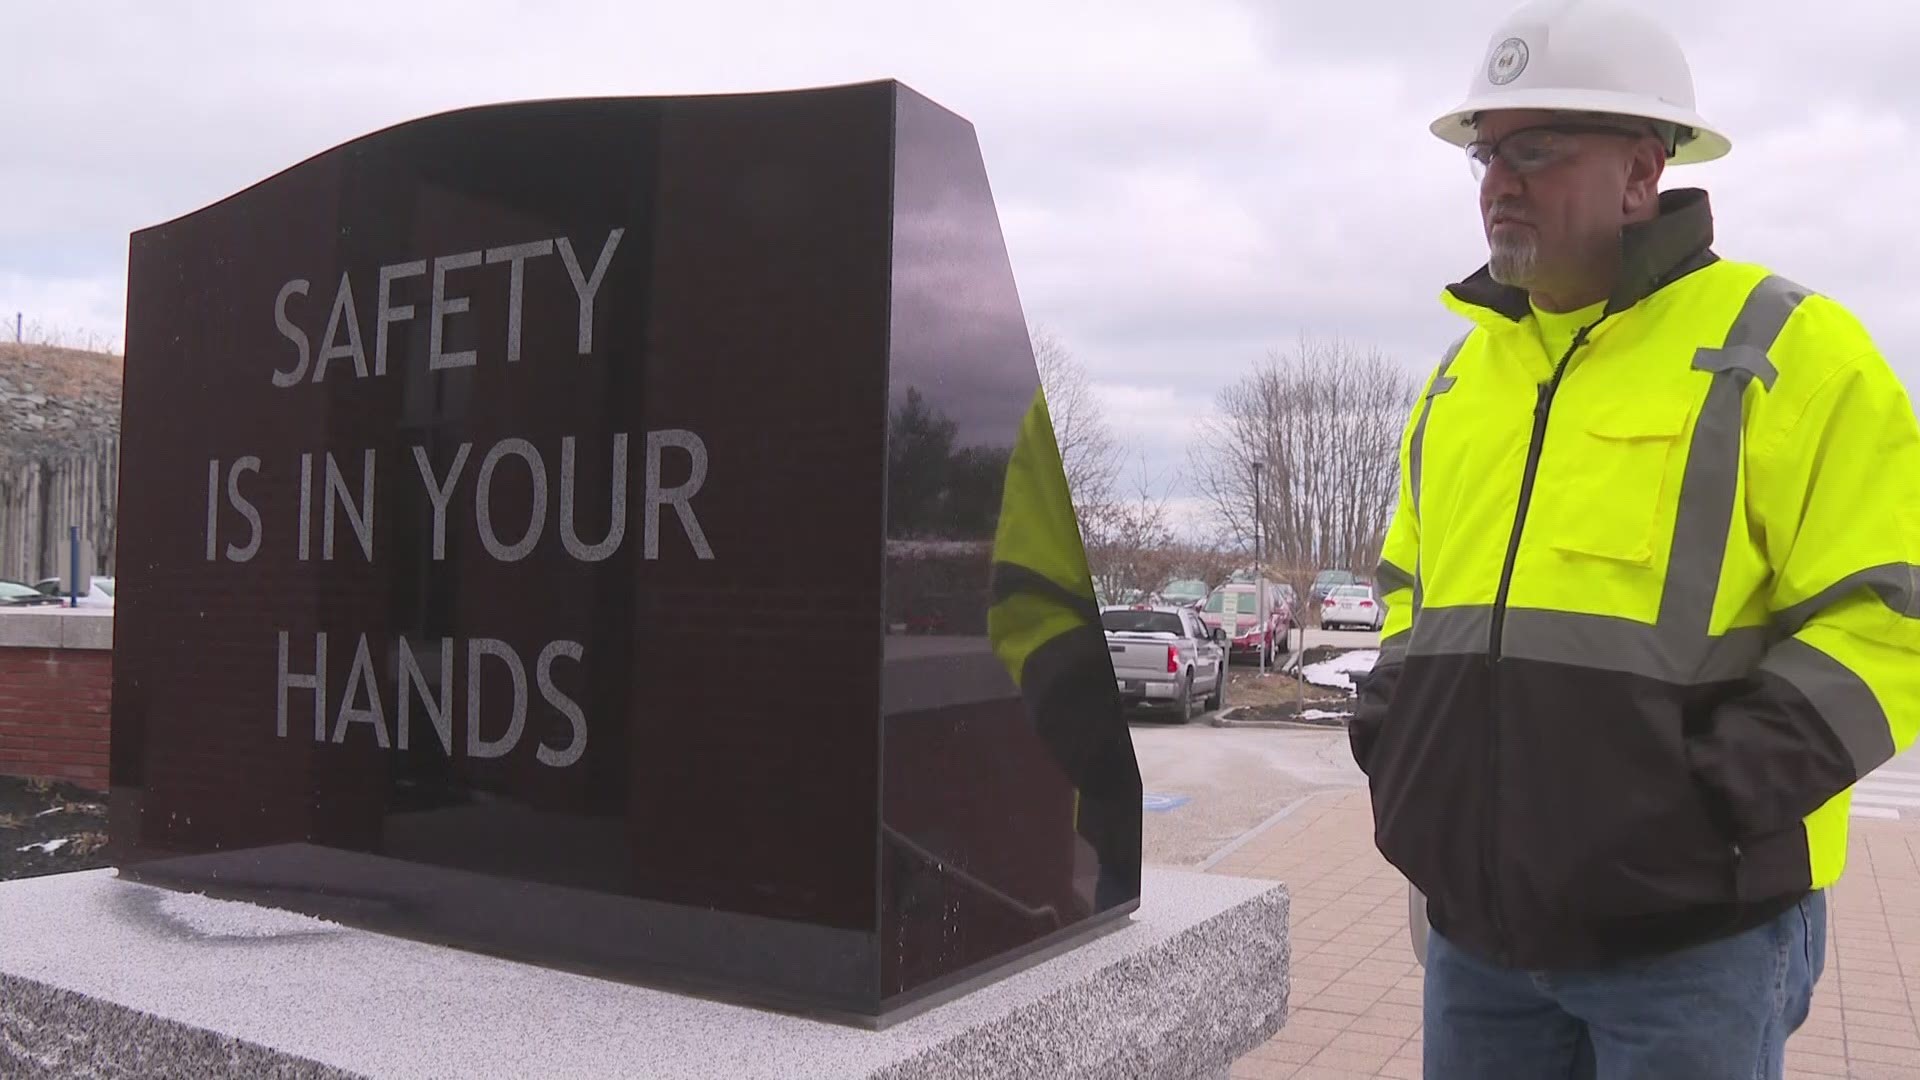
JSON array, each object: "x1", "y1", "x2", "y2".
[{"x1": 6, "y1": 1, "x2": 1915, "y2": 532}]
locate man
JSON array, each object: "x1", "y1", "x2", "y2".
[{"x1": 1351, "y1": 1, "x2": 1920, "y2": 1076}]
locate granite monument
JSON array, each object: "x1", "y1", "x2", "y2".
[{"x1": 108, "y1": 81, "x2": 1144, "y2": 1027}]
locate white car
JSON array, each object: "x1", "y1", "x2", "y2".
[
  {"x1": 32, "y1": 575, "x2": 114, "y2": 608},
  {"x1": 1321, "y1": 584, "x2": 1385, "y2": 631}
]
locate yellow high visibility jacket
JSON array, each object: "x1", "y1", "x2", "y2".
[{"x1": 1353, "y1": 188, "x2": 1920, "y2": 969}]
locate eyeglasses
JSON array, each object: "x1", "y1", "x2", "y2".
[{"x1": 1466, "y1": 123, "x2": 1654, "y2": 181}]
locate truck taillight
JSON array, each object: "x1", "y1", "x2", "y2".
[{"x1": 1167, "y1": 646, "x2": 1179, "y2": 673}]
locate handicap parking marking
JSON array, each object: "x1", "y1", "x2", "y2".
[{"x1": 1142, "y1": 792, "x2": 1191, "y2": 812}]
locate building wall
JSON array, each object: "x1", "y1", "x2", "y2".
[{"x1": 0, "y1": 613, "x2": 113, "y2": 791}]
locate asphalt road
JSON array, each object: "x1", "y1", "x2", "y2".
[
  {"x1": 1215, "y1": 627, "x2": 1379, "y2": 673},
  {"x1": 1128, "y1": 629, "x2": 1378, "y2": 870},
  {"x1": 1132, "y1": 721, "x2": 1363, "y2": 869}
]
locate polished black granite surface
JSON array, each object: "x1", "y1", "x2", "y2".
[{"x1": 109, "y1": 81, "x2": 1141, "y2": 1024}]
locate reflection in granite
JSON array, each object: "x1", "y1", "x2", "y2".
[
  {"x1": 111, "y1": 80, "x2": 1139, "y2": 1024},
  {"x1": 879, "y1": 87, "x2": 1141, "y2": 1004}
]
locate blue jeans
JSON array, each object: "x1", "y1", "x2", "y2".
[{"x1": 1424, "y1": 891, "x2": 1827, "y2": 1080}]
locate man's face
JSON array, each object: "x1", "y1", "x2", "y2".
[{"x1": 1470, "y1": 109, "x2": 1661, "y2": 296}]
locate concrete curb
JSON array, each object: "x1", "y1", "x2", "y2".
[
  {"x1": 0, "y1": 609, "x2": 113, "y2": 650},
  {"x1": 1211, "y1": 703, "x2": 1352, "y2": 732},
  {"x1": 1213, "y1": 716, "x2": 1349, "y2": 732}
]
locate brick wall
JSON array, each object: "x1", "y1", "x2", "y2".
[{"x1": 0, "y1": 612, "x2": 113, "y2": 791}]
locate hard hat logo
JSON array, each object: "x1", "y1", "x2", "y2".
[{"x1": 1487, "y1": 38, "x2": 1530, "y2": 86}]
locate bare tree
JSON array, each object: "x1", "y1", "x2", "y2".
[
  {"x1": 1163, "y1": 543, "x2": 1243, "y2": 592},
  {"x1": 1189, "y1": 336, "x2": 1421, "y2": 601},
  {"x1": 1082, "y1": 455, "x2": 1181, "y2": 603},
  {"x1": 1030, "y1": 324, "x2": 1120, "y2": 517},
  {"x1": 1027, "y1": 325, "x2": 1198, "y2": 603}
]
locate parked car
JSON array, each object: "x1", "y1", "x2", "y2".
[
  {"x1": 1101, "y1": 604, "x2": 1227, "y2": 722},
  {"x1": 1155, "y1": 578, "x2": 1212, "y2": 610},
  {"x1": 1273, "y1": 582, "x2": 1301, "y2": 623},
  {"x1": 0, "y1": 580, "x2": 63, "y2": 607},
  {"x1": 33, "y1": 576, "x2": 114, "y2": 607},
  {"x1": 1308, "y1": 568, "x2": 1358, "y2": 607},
  {"x1": 1321, "y1": 583, "x2": 1386, "y2": 631},
  {"x1": 1198, "y1": 580, "x2": 1293, "y2": 667},
  {"x1": 35, "y1": 575, "x2": 113, "y2": 597}
]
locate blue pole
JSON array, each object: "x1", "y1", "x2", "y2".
[{"x1": 69, "y1": 526, "x2": 79, "y2": 608}]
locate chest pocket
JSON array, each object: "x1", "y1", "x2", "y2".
[{"x1": 1543, "y1": 396, "x2": 1693, "y2": 567}]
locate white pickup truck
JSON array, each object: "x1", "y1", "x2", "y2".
[{"x1": 1101, "y1": 604, "x2": 1228, "y2": 723}]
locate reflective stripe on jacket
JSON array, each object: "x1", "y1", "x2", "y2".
[{"x1": 1353, "y1": 188, "x2": 1920, "y2": 969}]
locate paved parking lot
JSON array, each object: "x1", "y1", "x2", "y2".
[{"x1": 1131, "y1": 723, "x2": 1361, "y2": 867}]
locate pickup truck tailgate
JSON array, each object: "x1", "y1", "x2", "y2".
[{"x1": 1107, "y1": 634, "x2": 1175, "y2": 677}]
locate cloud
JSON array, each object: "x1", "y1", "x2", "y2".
[
  {"x1": 0, "y1": 272, "x2": 124, "y2": 350},
  {"x1": 1093, "y1": 381, "x2": 1218, "y2": 474},
  {"x1": 6, "y1": 0, "x2": 1916, "y2": 527}
]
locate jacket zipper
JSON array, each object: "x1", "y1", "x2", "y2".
[
  {"x1": 1481, "y1": 319, "x2": 1601, "y2": 962},
  {"x1": 1489, "y1": 322, "x2": 1596, "y2": 661}
]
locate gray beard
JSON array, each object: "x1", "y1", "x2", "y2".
[{"x1": 1488, "y1": 231, "x2": 1538, "y2": 287}]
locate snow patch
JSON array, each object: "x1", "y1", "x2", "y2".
[
  {"x1": 17, "y1": 837, "x2": 71, "y2": 855},
  {"x1": 1302, "y1": 649, "x2": 1378, "y2": 691},
  {"x1": 1300, "y1": 709, "x2": 1354, "y2": 721}
]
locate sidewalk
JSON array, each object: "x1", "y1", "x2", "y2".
[{"x1": 1208, "y1": 789, "x2": 1920, "y2": 1080}]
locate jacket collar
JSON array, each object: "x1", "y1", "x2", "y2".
[{"x1": 1443, "y1": 187, "x2": 1721, "y2": 323}]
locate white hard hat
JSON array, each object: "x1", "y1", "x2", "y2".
[{"x1": 1431, "y1": 0, "x2": 1730, "y2": 164}]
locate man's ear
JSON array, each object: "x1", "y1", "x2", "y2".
[{"x1": 1622, "y1": 138, "x2": 1668, "y2": 218}]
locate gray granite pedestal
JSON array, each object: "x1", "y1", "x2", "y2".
[{"x1": 0, "y1": 866, "x2": 1288, "y2": 1079}]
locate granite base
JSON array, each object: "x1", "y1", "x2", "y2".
[{"x1": 0, "y1": 866, "x2": 1288, "y2": 1079}]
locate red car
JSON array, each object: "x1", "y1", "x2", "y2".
[{"x1": 1198, "y1": 581, "x2": 1294, "y2": 667}]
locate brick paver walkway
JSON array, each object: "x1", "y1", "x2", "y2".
[{"x1": 1208, "y1": 789, "x2": 1920, "y2": 1079}]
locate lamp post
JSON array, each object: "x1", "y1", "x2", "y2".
[{"x1": 1252, "y1": 460, "x2": 1264, "y2": 676}]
